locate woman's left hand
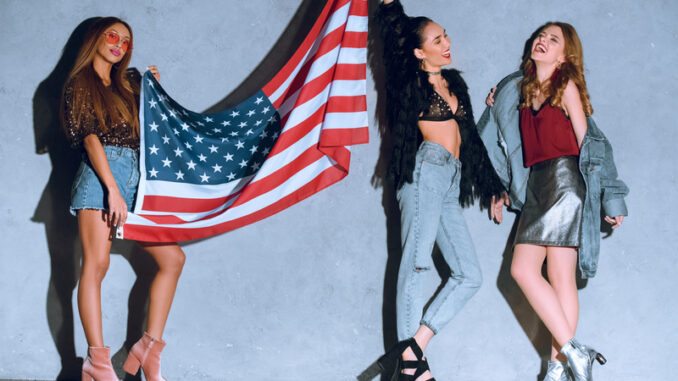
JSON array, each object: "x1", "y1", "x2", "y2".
[
  {"x1": 605, "y1": 215, "x2": 624, "y2": 229},
  {"x1": 147, "y1": 65, "x2": 160, "y2": 81}
]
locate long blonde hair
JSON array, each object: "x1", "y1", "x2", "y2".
[
  {"x1": 61, "y1": 17, "x2": 140, "y2": 137},
  {"x1": 519, "y1": 22, "x2": 593, "y2": 116}
]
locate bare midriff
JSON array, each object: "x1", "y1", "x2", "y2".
[{"x1": 418, "y1": 120, "x2": 461, "y2": 159}]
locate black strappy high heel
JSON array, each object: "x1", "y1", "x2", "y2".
[{"x1": 376, "y1": 338, "x2": 435, "y2": 381}]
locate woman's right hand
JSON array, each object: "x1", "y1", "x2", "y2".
[
  {"x1": 486, "y1": 87, "x2": 496, "y2": 107},
  {"x1": 107, "y1": 187, "x2": 128, "y2": 227}
]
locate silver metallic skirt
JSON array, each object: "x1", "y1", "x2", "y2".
[{"x1": 514, "y1": 155, "x2": 585, "y2": 247}]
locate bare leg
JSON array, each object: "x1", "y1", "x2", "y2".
[
  {"x1": 511, "y1": 244, "x2": 574, "y2": 347},
  {"x1": 402, "y1": 324, "x2": 434, "y2": 380},
  {"x1": 137, "y1": 242, "x2": 185, "y2": 339},
  {"x1": 546, "y1": 247, "x2": 579, "y2": 362},
  {"x1": 77, "y1": 210, "x2": 114, "y2": 347}
]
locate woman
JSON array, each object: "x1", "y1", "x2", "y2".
[
  {"x1": 61, "y1": 17, "x2": 185, "y2": 381},
  {"x1": 374, "y1": 1, "x2": 506, "y2": 379},
  {"x1": 484, "y1": 22, "x2": 628, "y2": 381}
]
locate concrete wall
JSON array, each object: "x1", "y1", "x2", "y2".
[{"x1": 1, "y1": 0, "x2": 675, "y2": 380}]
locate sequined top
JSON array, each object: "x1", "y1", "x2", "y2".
[
  {"x1": 63, "y1": 69, "x2": 141, "y2": 151},
  {"x1": 419, "y1": 90, "x2": 467, "y2": 122}
]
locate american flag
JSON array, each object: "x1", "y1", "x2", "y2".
[{"x1": 120, "y1": 0, "x2": 368, "y2": 242}]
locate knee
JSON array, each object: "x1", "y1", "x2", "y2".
[
  {"x1": 454, "y1": 268, "x2": 482, "y2": 292},
  {"x1": 510, "y1": 261, "x2": 528, "y2": 285},
  {"x1": 82, "y1": 255, "x2": 110, "y2": 282},
  {"x1": 159, "y1": 250, "x2": 186, "y2": 275}
]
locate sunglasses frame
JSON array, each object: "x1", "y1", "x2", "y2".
[{"x1": 102, "y1": 31, "x2": 132, "y2": 52}]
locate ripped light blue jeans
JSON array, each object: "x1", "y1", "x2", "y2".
[{"x1": 396, "y1": 141, "x2": 482, "y2": 339}]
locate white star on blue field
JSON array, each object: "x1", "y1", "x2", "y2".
[{"x1": 142, "y1": 72, "x2": 282, "y2": 184}]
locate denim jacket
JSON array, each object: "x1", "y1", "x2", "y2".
[{"x1": 477, "y1": 71, "x2": 629, "y2": 278}]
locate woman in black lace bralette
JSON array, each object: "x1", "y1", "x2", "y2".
[
  {"x1": 61, "y1": 17, "x2": 185, "y2": 381},
  {"x1": 372, "y1": 1, "x2": 509, "y2": 380}
]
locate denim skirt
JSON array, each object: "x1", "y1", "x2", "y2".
[
  {"x1": 70, "y1": 146, "x2": 139, "y2": 216},
  {"x1": 514, "y1": 155, "x2": 585, "y2": 247}
]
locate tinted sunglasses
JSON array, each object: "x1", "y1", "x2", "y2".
[{"x1": 103, "y1": 31, "x2": 132, "y2": 53}]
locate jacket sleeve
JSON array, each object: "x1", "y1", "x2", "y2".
[{"x1": 600, "y1": 138, "x2": 629, "y2": 217}]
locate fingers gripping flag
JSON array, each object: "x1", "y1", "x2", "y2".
[{"x1": 120, "y1": 0, "x2": 368, "y2": 242}]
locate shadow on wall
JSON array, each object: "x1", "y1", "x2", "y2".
[{"x1": 31, "y1": 1, "x2": 330, "y2": 378}]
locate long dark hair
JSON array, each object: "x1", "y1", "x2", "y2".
[
  {"x1": 376, "y1": 5, "x2": 434, "y2": 187},
  {"x1": 60, "y1": 17, "x2": 140, "y2": 137}
]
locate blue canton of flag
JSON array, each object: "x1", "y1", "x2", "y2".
[{"x1": 142, "y1": 73, "x2": 281, "y2": 185}]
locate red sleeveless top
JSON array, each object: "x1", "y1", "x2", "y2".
[{"x1": 519, "y1": 101, "x2": 579, "y2": 167}]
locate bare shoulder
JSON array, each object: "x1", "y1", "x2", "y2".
[{"x1": 563, "y1": 79, "x2": 581, "y2": 98}]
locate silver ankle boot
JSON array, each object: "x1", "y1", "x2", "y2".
[
  {"x1": 560, "y1": 338, "x2": 606, "y2": 381},
  {"x1": 543, "y1": 361, "x2": 572, "y2": 381}
]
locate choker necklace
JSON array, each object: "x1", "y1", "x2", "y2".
[{"x1": 425, "y1": 70, "x2": 441, "y2": 75}]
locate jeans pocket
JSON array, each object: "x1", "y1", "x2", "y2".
[{"x1": 419, "y1": 160, "x2": 449, "y2": 195}]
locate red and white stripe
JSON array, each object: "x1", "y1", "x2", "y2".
[{"x1": 122, "y1": 0, "x2": 368, "y2": 242}]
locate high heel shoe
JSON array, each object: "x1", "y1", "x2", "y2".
[
  {"x1": 560, "y1": 338, "x2": 606, "y2": 381},
  {"x1": 543, "y1": 360, "x2": 572, "y2": 381},
  {"x1": 377, "y1": 338, "x2": 435, "y2": 381},
  {"x1": 81, "y1": 346, "x2": 119, "y2": 381},
  {"x1": 122, "y1": 332, "x2": 166, "y2": 381}
]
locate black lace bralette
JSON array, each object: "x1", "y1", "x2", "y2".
[{"x1": 419, "y1": 90, "x2": 466, "y2": 122}]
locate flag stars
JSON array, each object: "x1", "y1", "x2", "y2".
[
  {"x1": 149, "y1": 122, "x2": 159, "y2": 132},
  {"x1": 173, "y1": 147, "x2": 184, "y2": 157},
  {"x1": 198, "y1": 154, "x2": 207, "y2": 162},
  {"x1": 245, "y1": 129, "x2": 254, "y2": 136},
  {"x1": 262, "y1": 147, "x2": 271, "y2": 155},
  {"x1": 212, "y1": 128, "x2": 222, "y2": 134},
  {"x1": 221, "y1": 120, "x2": 231, "y2": 126},
  {"x1": 221, "y1": 137, "x2": 230, "y2": 143},
  {"x1": 181, "y1": 122, "x2": 190, "y2": 131},
  {"x1": 200, "y1": 172, "x2": 210, "y2": 183},
  {"x1": 247, "y1": 110, "x2": 256, "y2": 117},
  {"x1": 230, "y1": 131, "x2": 239, "y2": 137},
  {"x1": 255, "y1": 97, "x2": 264, "y2": 105},
  {"x1": 175, "y1": 170, "x2": 185, "y2": 180},
  {"x1": 255, "y1": 120, "x2": 263, "y2": 126},
  {"x1": 238, "y1": 121, "x2": 247, "y2": 128},
  {"x1": 160, "y1": 113, "x2": 168, "y2": 121},
  {"x1": 197, "y1": 121, "x2": 204, "y2": 127},
  {"x1": 224, "y1": 153, "x2": 234, "y2": 161},
  {"x1": 205, "y1": 116, "x2": 213, "y2": 123},
  {"x1": 212, "y1": 164, "x2": 222, "y2": 173},
  {"x1": 235, "y1": 140, "x2": 245, "y2": 149},
  {"x1": 185, "y1": 142, "x2": 193, "y2": 150},
  {"x1": 173, "y1": 128, "x2": 180, "y2": 135},
  {"x1": 169, "y1": 110, "x2": 176, "y2": 118},
  {"x1": 162, "y1": 135, "x2": 171, "y2": 144},
  {"x1": 230, "y1": 110, "x2": 240, "y2": 118},
  {"x1": 250, "y1": 162, "x2": 260, "y2": 171},
  {"x1": 260, "y1": 130, "x2": 268, "y2": 138},
  {"x1": 149, "y1": 99, "x2": 157, "y2": 108},
  {"x1": 208, "y1": 145, "x2": 219, "y2": 153},
  {"x1": 268, "y1": 115, "x2": 277, "y2": 122},
  {"x1": 162, "y1": 157, "x2": 172, "y2": 167},
  {"x1": 194, "y1": 135, "x2": 204, "y2": 143},
  {"x1": 238, "y1": 159, "x2": 248, "y2": 168},
  {"x1": 227, "y1": 172, "x2": 236, "y2": 181},
  {"x1": 149, "y1": 168, "x2": 158, "y2": 178},
  {"x1": 271, "y1": 131, "x2": 280, "y2": 139},
  {"x1": 159, "y1": 94, "x2": 168, "y2": 102},
  {"x1": 149, "y1": 144, "x2": 159, "y2": 155},
  {"x1": 187, "y1": 160, "x2": 197, "y2": 170},
  {"x1": 249, "y1": 145, "x2": 258, "y2": 154},
  {"x1": 147, "y1": 78, "x2": 154, "y2": 87},
  {"x1": 262, "y1": 106, "x2": 271, "y2": 114}
]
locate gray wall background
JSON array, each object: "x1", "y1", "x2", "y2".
[{"x1": 1, "y1": 0, "x2": 676, "y2": 380}]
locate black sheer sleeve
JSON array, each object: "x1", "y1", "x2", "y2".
[{"x1": 62, "y1": 78, "x2": 100, "y2": 149}]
